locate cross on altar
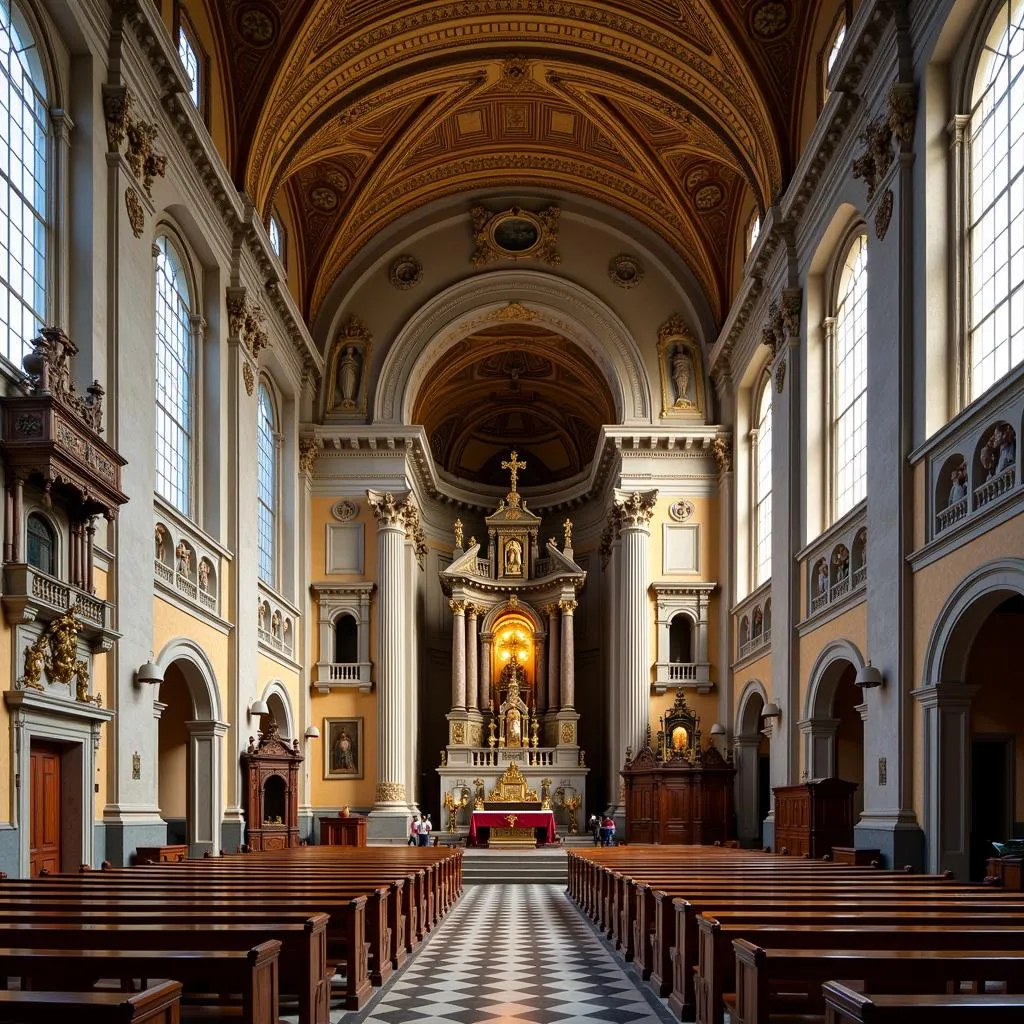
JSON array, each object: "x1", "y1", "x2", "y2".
[{"x1": 501, "y1": 450, "x2": 527, "y2": 493}]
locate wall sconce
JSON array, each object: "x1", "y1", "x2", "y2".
[
  {"x1": 709, "y1": 723, "x2": 726, "y2": 737},
  {"x1": 134, "y1": 659, "x2": 164, "y2": 686},
  {"x1": 761, "y1": 701, "x2": 781, "y2": 720},
  {"x1": 248, "y1": 697, "x2": 270, "y2": 719},
  {"x1": 304, "y1": 724, "x2": 320, "y2": 740},
  {"x1": 855, "y1": 662, "x2": 884, "y2": 688}
]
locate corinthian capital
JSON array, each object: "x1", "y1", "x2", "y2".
[
  {"x1": 614, "y1": 489, "x2": 658, "y2": 528},
  {"x1": 367, "y1": 489, "x2": 409, "y2": 527}
]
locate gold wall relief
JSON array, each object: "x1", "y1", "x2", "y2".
[{"x1": 471, "y1": 205, "x2": 560, "y2": 267}]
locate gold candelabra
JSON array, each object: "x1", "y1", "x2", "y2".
[
  {"x1": 443, "y1": 787, "x2": 470, "y2": 832},
  {"x1": 554, "y1": 786, "x2": 582, "y2": 835}
]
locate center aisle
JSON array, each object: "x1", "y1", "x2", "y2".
[{"x1": 354, "y1": 883, "x2": 674, "y2": 1024}]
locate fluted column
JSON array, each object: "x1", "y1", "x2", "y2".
[
  {"x1": 616, "y1": 489, "x2": 657, "y2": 759},
  {"x1": 535, "y1": 632, "x2": 547, "y2": 714},
  {"x1": 559, "y1": 599, "x2": 577, "y2": 710},
  {"x1": 546, "y1": 604, "x2": 560, "y2": 712},
  {"x1": 466, "y1": 605, "x2": 479, "y2": 712},
  {"x1": 367, "y1": 491, "x2": 409, "y2": 823},
  {"x1": 450, "y1": 600, "x2": 467, "y2": 710},
  {"x1": 480, "y1": 634, "x2": 493, "y2": 711}
]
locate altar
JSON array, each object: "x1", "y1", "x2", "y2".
[{"x1": 469, "y1": 810, "x2": 556, "y2": 846}]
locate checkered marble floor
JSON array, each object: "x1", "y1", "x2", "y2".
[{"x1": 348, "y1": 884, "x2": 674, "y2": 1024}]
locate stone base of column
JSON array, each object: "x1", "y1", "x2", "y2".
[
  {"x1": 854, "y1": 811, "x2": 925, "y2": 873},
  {"x1": 552, "y1": 709, "x2": 580, "y2": 748},
  {"x1": 445, "y1": 709, "x2": 485, "y2": 748},
  {"x1": 368, "y1": 781, "x2": 412, "y2": 841}
]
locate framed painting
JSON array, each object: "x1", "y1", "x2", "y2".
[{"x1": 324, "y1": 717, "x2": 364, "y2": 779}]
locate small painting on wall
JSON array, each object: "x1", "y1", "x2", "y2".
[{"x1": 324, "y1": 717, "x2": 363, "y2": 779}]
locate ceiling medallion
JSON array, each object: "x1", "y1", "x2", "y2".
[
  {"x1": 609, "y1": 254, "x2": 644, "y2": 290},
  {"x1": 310, "y1": 185, "x2": 339, "y2": 212},
  {"x1": 389, "y1": 254, "x2": 422, "y2": 290},
  {"x1": 668, "y1": 499, "x2": 695, "y2": 523},
  {"x1": 332, "y1": 499, "x2": 359, "y2": 522},
  {"x1": 751, "y1": 1, "x2": 789, "y2": 39},
  {"x1": 236, "y1": 6, "x2": 276, "y2": 47},
  {"x1": 500, "y1": 56, "x2": 533, "y2": 92},
  {"x1": 694, "y1": 184, "x2": 724, "y2": 210},
  {"x1": 685, "y1": 167, "x2": 710, "y2": 191},
  {"x1": 471, "y1": 205, "x2": 561, "y2": 267}
]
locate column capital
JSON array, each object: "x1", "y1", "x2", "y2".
[
  {"x1": 465, "y1": 603, "x2": 479, "y2": 620},
  {"x1": 614, "y1": 488, "x2": 658, "y2": 529},
  {"x1": 947, "y1": 112, "x2": 971, "y2": 148},
  {"x1": 558, "y1": 598, "x2": 578, "y2": 615},
  {"x1": 367, "y1": 489, "x2": 410, "y2": 528},
  {"x1": 449, "y1": 598, "x2": 467, "y2": 616},
  {"x1": 911, "y1": 682, "x2": 980, "y2": 710}
]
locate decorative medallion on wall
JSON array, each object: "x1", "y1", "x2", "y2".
[
  {"x1": 656, "y1": 314, "x2": 706, "y2": 419},
  {"x1": 694, "y1": 183, "x2": 724, "y2": 210},
  {"x1": 236, "y1": 5, "x2": 276, "y2": 46},
  {"x1": 125, "y1": 188, "x2": 145, "y2": 238},
  {"x1": 875, "y1": 189, "x2": 894, "y2": 241},
  {"x1": 470, "y1": 205, "x2": 560, "y2": 267},
  {"x1": 608, "y1": 254, "x2": 644, "y2": 289},
  {"x1": 326, "y1": 315, "x2": 371, "y2": 416},
  {"x1": 309, "y1": 184, "x2": 340, "y2": 212},
  {"x1": 243, "y1": 361, "x2": 255, "y2": 396},
  {"x1": 332, "y1": 499, "x2": 359, "y2": 522},
  {"x1": 388, "y1": 254, "x2": 422, "y2": 290},
  {"x1": 668, "y1": 499, "x2": 695, "y2": 523},
  {"x1": 750, "y1": 0, "x2": 789, "y2": 38}
]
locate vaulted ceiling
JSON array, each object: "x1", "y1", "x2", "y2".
[{"x1": 202, "y1": 1, "x2": 824, "y2": 325}]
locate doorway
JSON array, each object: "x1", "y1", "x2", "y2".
[
  {"x1": 30, "y1": 742, "x2": 62, "y2": 876},
  {"x1": 970, "y1": 737, "x2": 1013, "y2": 882}
]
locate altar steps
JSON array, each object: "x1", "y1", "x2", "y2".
[{"x1": 462, "y1": 849, "x2": 568, "y2": 885}]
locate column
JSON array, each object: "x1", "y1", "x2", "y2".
[
  {"x1": 466, "y1": 605, "x2": 479, "y2": 712},
  {"x1": 450, "y1": 600, "x2": 466, "y2": 710},
  {"x1": 480, "y1": 634, "x2": 493, "y2": 711},
  {"x1": 605, "y1": 520, "x2": 623, "y2": 818},
  {"x1": 559, "y1": 599, "x2": 577, "y2": 710},
  {"x1": 546, "y1": 605, "x2": 559, "y2": 713},
  {"x1": 535, "y1": 633, "x2": 547, "y2": 714},
  {"x1": 616, "y1": 489, "x2": 657, "y2": 759},
  {"x1": 367, "y1": 491, "x2": 410, "y2": 835}
]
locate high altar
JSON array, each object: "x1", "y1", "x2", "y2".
[{"x1": 437, "y1": 451, "x2": 588, "y2": 837}]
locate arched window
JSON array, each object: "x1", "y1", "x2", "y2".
[
  {"x1": 832, "y1": 233, "x2": 868, "y2": 519},
  {"x1": 26, "y1": 512, "x2": 54, "y2": 576},
  {"x1": 747, "y1": 210, "x2": 761, "y2": 255},
  {"x1": 256, "y1": 382, "x2": 277, "y2": 586},
  {"x1": 0, "y1": 1, "x2": 48, "y2": 368},
  {"x1": 154, "y1": 235, "x2": 194, "y2": 515},
  {"x1": 668, "y1": 615, "x2": 693, "y2": 664},
  {"x1": 753, "y1": 375, "x2": 773, "y2": 587},
  {"x1": 968, "y1": 0, "x2": 1024, "y2": 398},
  {"x1": 268, "y1": 214, "x2": 283, "y2": 261},
  {"x1": 334, "y1": 613, "x2": 358, "y2": 663}
]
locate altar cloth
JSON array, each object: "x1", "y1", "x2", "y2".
[{"x1": 469, "y1": 809, "x2": 556, "y2": 845}]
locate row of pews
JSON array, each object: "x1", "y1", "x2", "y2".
[
  {"x1": 0, "y1": 844, "x2": 461, "y2": 1023},
  {"x1": 568, "y1": 845, "x2": 1024, "y2": 1023}
]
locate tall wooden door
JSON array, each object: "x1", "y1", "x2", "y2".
[{"x1": 30, "y1": 743, "x2": 61, "y2": 876}]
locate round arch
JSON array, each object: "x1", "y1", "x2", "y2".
[
  {"x1": 155, "y1": 637, "x2": 223, "y2": 722},
  {"x1": 480, "y1": 599, "x2": 546, "y2": 636},
  {"x1": 735, "y1": 679, "x2": 768, "y2": 738},
  {"x1": 261, "y1": 679, "x2": 296, "y2": 741},
  {"x1": 803, "y1": 639, "x2": 866, "y2": 721},
  {"x1": 372, "y1": 270, "x2": 654, "y2": 426},
  {"x1": 734, "y1": 679, "x2": 769, "y2": 846}
]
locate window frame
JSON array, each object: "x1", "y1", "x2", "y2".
[
  {"x1": 751, "y1": 371, "x2": 773, "y2": 590},
  {"x1": 746, "y1": 209, "x2": 761, "y2": 257},
  {"x1": 154, "y1": 231, "x2": 198, "y2": 519},
  {"x1": 256, "y1": 378, "x2": 280, "y2": 588},
  {"x1": 173, "y1": 3, "x2": 209, "y2": 119},
  {"x1": 817, "y1": 2, "x2": 852, "y2": 112},
  {"x1": 268, "y1": 212, "x2": 286, "y2": 266},
  {"x1": 827, "y1": 229, "x2": 870, "y2": 523},
  {"x1": 26, "y1": 509, "x2": 57, "y2": 578}
]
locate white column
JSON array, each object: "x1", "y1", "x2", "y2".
[
  {"x1": 546, "y1": 604, "x2": 560, "y2": 712},
  {"x1": 367, "y1": 492, "x2": 409, "y2": 831},
  {"x1": 450, "y1": 600, "x2": 467, "y2": 710},
  {"x1": 466, "y1": 606, "x2": 479, "y2": 712},
  {"x1": 605, "y1": 524, "x2": 623, "y2": 816},
  {"x1": 559, "y1": 599, "x2": 577, "y2": 710},
  {"x1": 616, "y1": 490, "x2": 657, "y2": 758}
]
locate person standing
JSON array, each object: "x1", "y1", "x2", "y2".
[
  {"x1": 408, "y1": 814, "x2": 420, "y2": 846},
  {"x1": 600, "y1": 815, "x2": 616, "y2": 847},
  {"x1": 421, "y1": 814, "x2": 433, "y2": 846}
]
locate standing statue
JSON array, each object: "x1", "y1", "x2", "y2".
[
  {"x1": 672, "y1": 345, "x2": 693, "y2": 407},
  {"x1": 504, "y1": 538, "x2": 523, "y2": 575},
  {"x1": 337, "y1": 345, "x2": 360, "y2": 408},
  {"x1": 453, "y1": 518, "x2": 464, "y2": 549},
  {"x1": 563, "y1": 518, "x2": 573, "y2": 548}
]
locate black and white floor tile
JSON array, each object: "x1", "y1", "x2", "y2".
[{"x1": 346, "y1": 885, "x2": 674, "y2": 1024}]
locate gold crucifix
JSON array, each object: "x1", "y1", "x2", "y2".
[{"x1": 501, "y1": 450, "x2": 527, "y2": 496}]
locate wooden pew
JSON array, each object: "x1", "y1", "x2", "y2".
[
  {"x1": 823, "y1": 980, "x2": 1024, "y2": 1022},
  {"x1": 730, "y1": 942, "x2": 1024, "y2": 1024},
  {"x1": 0, "y1": 979, "x2": 181, "y2": 1023},
  {"x1": 0, "y1": 943, "x2": 279, "y2": 1024}
]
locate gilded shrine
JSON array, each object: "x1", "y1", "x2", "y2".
[{"x1": 437, "y1": 452, "x2": 588, "y2": 839}]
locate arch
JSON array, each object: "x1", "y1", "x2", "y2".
[
  {"x1": 155, "y1": 637, "x2": 223, "y2": 723},
  {"x1": 334, "y1": 612, "x2": 358, "y2": 663},
  {"x1": 735, "y1": 679, "x2": 768, "y2": 738},
  {"x1": 26, "y1": 509, "x2": 58, "y2": 577},
  {"x1": 373, "y1": 270, "x2": 654, "y2": 426},
  {"x1": 480, "y1": 599, "x2": 545, "y2": 636},
  {"x1": 804, "y1": 638, "x2": 866, "y2": 721},
  {"x1": 260, "y1": 679, "x2": 295, "y2": 742}
]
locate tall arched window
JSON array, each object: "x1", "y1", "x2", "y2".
[
  {"x1": 753, "y1": 376, "x2": 773, "y2": 587},
  {"x1": 832, "y1": 233, "x2": 868, "y2": 519},
  {"x1": 0, "y1": 1, "x2": 48, "y2": 368},
  {"x1": 26, "y1": 512, "x2": 54, "y2": 576},
  {"x1": 968, "y1": 0, "x2": 1024, "y2": 398},
  {"x1": 154, "y1": 235, "x2": 194, "y2": 514},
  {"x1": 256, "y1": 382, "x2": 277, "y2": 586}
]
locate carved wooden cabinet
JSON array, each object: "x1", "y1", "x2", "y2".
[
  {"x1": 319, "y1": 815, "x2": 367, "y2": 847},
  {"x1": 773, "y1": 777, "x2": 857, "y2": 859},
  {"x1": 241, "y1": 722, "x2": 303, "y2": 852}
]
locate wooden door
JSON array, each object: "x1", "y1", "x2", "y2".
[{"x1": 30, "y1": 743, "x2": 61, "y2": 876}]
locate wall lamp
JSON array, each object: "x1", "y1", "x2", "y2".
[
  {"x1": 304, "y1": 724, "x2": 320, "y2": 740},
  {"x1": 134, "y1": 659, "x2": 164, "y2": 686},
  {"x1": 855, "y1": 662, "x2": 884, "y2": 688},
  {"x1": 709, "y1": 723, "x2": 726, "y2": 737},
  {"x1": 761, "y1": 701, "x2": 781, "y2": 720},
  {"x1": 247, "y1": 697, "x2": 270, "y2": 719}
]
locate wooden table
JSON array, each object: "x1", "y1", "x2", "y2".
[
  {"x1": 319, "y1": 815, "x2": 367, "y2": 847},
  {"x1": 134, "y1": 844, "x2": 187, "y2": 864}
]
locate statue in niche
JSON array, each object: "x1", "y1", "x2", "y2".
[
  {"x1": 175, "y1": 541, "x2": 191, "y2": 577},
  {"x1": 671, "y1": 344, "x2": 696, "y2": 408},
  {"x1": 948, "y1": 460, "x2": 968, "y2": 506},
  {"x1": 671, "y1": 725, "x2": 689, "y2": 752},
  {"x1": 155, "y1": 524, "x2": 167, "y2": 562},
  {"x1": 336, "y1": 345, "x2": 361, "y2": 409},
  {"x1": 504, "y1": 538, "x2": 523, "y2": 576},
  {"x1": 992, "y1": 423, "x2": 1016, "y2": 477},
  {"x1": 815, "y1": 561, "x2": 829, "y2": 598},
  {"x1": 198, "y1": 559, "x2": 211, "y2": 592},
  {"x1": 271, "y1": 609, "x2": 282, "y2": 637}
]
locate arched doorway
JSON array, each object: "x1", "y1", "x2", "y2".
[
  {"x1": 155, "y1": 640, "x2": 225, "y2": 858},
  {"x1": 735, "y1": 682, "x2": 770, "y2": 847},
  {"x1": 261, "y1": 681, "x2": 296, "y2": 744},
  {"x1": 917, "y1": 560, "x2": 1024, "y2": 878},
  {"x1": 802, "y1": 641, "x2": 866, "y2": 822}
]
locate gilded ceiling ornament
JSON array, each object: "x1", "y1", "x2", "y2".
[
  {"x1": 668, "y1": 499, "x2": 695, "y2": 523},
  {"x1": 124, "y1": 188, "x2": 145, "y2": 239},
  {"x1": 609, "y1": 254, "x2": 644, "y2": 290},
  {"x1": 332, "y1": 499, "x2": 358, "y2": 521},
  {"x1": 875, "y1": 189, "x2": 894, "y2": 241},
  {"x1": 237, "y1": 6, "x2": 276, "y2": 46},
  {"x1": 470, "y1": 205, "x2": 560, "y2": 267},
  {"x1": 500, "y1": 56, "x2": 533, "y2": 92},
  {"x1": 485, "y1": 301, "x2": 538, "y2": 323},
  {"x1": 694, "y1": 183, "x2": 724, "y2": 210},
  {"x1": 750, "y1": 1, "x2": 789, "y2": 39},
  {"x1": 388, "y1": 254, "x2": 422, "y2": 290},
  {"x1": 310, "y1": 184, "x2": 340, "y2": 212}
]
